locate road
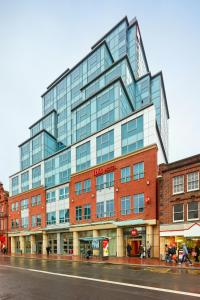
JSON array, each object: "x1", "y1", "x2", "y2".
[{"x1": 0, "y1": 256, "x2": 199, "y2": 299}]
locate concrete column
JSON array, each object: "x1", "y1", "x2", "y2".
[
  {"x1": 57, "y1": 232, "x2": 61, "y2": 255},
  {"x1": 19, "y1": 236, "x2": 25, "y2": 254},
  {"x1": 42, "y1": 232, "x2": 48, "y2": 255},
  {"x1": 73, "y1": 231, "x2": 79, "y2": 256},
  {"x1": 11, "y1": 236, "x2": 16, "y2": 254},
  {"x1": 117, "y1": 227, "x2": 124, "y2": 257},
  {"x1": 146, "y1": 225, "x2": 153, "y2": 257},
  {"x1": 93, "y1": 229, "x2": 99, "y2": 256},
  {"x1": 31, "y1": 235, "x2": 36, "y2": 254}
]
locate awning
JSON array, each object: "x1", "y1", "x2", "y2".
[{"x1": 79, "y1": 236, "x2": 108, "y2": 242}]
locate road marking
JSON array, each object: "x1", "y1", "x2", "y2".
[{"x1": 0, "y1": 264, "x2": 200, "y2": 298}]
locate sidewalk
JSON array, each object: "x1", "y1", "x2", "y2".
[{"x1": 5, "y1": 253, "x2": 200, "y2": 270}]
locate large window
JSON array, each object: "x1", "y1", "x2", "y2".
[
  {"x1": 96, "y1": 202, "x2": 104, "y2": 218},
  {"x1": 21, "y1": 217, "x2": 29, "y2": 228},
  {"x1": 96, "y1": 175, "x2": 104, "y2": 191},
  {"x1": 12, "y1": 176, "x2": 19, "y2": 196},
  {"x1": 173, "y1": 176, "x2": 184, "y2": 194},
  {"x1": 32, "y1": 215, "x2": 41, "y2": 227},
  {"x1": 96, "y1": 130, "x2": 114, "y2": 164},
  {"x1": 32, "y1": 165, "x2": 41, "y2": 188},
  {"x1": 133, "y1": 162, "x2": 144, "y2": 180},
  {"x1": 187, "y1": 172, "x2": 199, "y2": 192},
  {"x1": 59, "y1": 209, "x2": 69, "y2": 223},
  {"x1": 75, "y1": 182, "x2": 82, "y2": 195},
  {"x1": 46, "y1": 212, "x2": 56, "y2": 225},
  {"x1": 46, "y1": 191, "x2": 56, "y2": 203},
  {"x1": 76, "y1": 206, "x2": 82, "y2": 221},
  {"x1": 21, "y1": 199, "x2": 28, "y2": 210},
  {"x1": 76, "y1": 142, "x2": 90, "y2": 172},
  {"x1": 21, "y1": 171, "x2": 29, "y2": 192},
  {"x1": 105, "y1": 172, "x2": 114, "y2": 188},
  {"x1": 173, "y1": 204, "x2": 184, "y2": 222},
  {"x1": 187, "y1": 202, "x2": 199, "y2": 220},
  {"x1": 121, "y1": 196, "x2": 131, "y2": 215},
  {"x1": 134, "y1": 194, "x2": 144, "y2": 213},
  {"x1": 121, "y1": 167, "x2": 131, "y2": 183},
  {"x1": 84, "y1": 204, "x2": 91, "y2": 220},
  {"x1": 31, "y1": 195, "x2": 41, "y2": 206},
  {"x1": 59, "y1": 187, "x2": 69, "y2": 200},
  {"x1": 106, "y1": 200, "x2": 114, "y2": 217},
  {"x1": 83, "y1": 179, "x2": 91, "y2": 192},
  {"x1": 121, "y1": 116, "x2": 144, "y2": 155}
]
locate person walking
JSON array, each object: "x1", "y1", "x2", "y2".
[
  {"x1": 194, "y1": 245, "x2": 200, "y2": 262},
  {"x1": 127, "y1": 244, "x2": 132, "y2": 257},
  {"x1": 147, "y1": 241, "x2": 151, "y2": 258},
  {"x1": 46, "y1": 245, "x2": 51, "y2": 256},
  {"x1": 181, "y1": 243, "x2": 192, "y2": 265}
]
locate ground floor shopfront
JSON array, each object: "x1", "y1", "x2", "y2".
[
  {"x1": 9, "y1": 220, "x2": 159, "y2": 258},
  {"x1": 160, "y1": 223, "x2": 200, "y2": 260}
]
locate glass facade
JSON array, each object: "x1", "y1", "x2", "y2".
[{"x1": 96, "y1": 130, "x2": 114, "y2": 164}]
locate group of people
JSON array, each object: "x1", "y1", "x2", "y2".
[
  {"x1": 165, "y1": 243, "x2": 200, "y2": 265},
  {"x1": 127, "y1": 241, "x2": 151, "y2": 258}
]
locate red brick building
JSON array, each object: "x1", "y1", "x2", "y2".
[
  {"x1": 8, "y1": 186, "x2": 46, "y2": 254},
  {"x1": 158, "y1": 155, "x2": 200, "y2": 259},
  {"x1": 70, "y1": 144, "x2": 159, "y2": 257},
  {"x1": 0, "y1": 182, "x2": 8, "y2": 250}
]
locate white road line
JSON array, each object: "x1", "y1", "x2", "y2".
[{"x1": 0, "y1": 264, "x2": 200, "y2": 298}]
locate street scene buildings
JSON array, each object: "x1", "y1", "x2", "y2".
[{"x1": 3, "y1": 16, "x2": 199, "y2": 263}]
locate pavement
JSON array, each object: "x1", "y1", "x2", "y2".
[
  {"x1": 0, "y1": 256, "x2": 199, "y2": 299},
  {"x1": 4, "y1": 253, "x2": 200, "y2": 270}
]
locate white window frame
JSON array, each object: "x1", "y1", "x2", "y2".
[
  {"x1": 187, "y1": 201, "x2": 199, "y2": 221},
  {"x1": 173, "y1": 203, "x2": 184, "y2": 223},
  {"x1": 172, "y1": 175, "x2": 184, "y2": 195},
  {"x1": 187, "y1": 172, "x2": 199, "y2": 192}
]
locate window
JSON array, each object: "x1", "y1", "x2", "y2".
[
  {"x1": 105, "y1": 172, "x2": 114, "y2": 188},
  {"x1": 32, "y1": 215, "x2": 41, "y2": 227},
  {"x1": 84, "y1": 179, "x2": 91, "y2": 192},
  {"x1": 187, "y1": 202, "x2": 199, "y2": 220},
  {"x1": 96, "y1": 130, "x2": 114, "y2": 164},
  {"x1": 134, "y1": 194, "x2": 144, "y2": 213},
  {"x1": 173, "y1": 176, "x2": 184, "y2": 194},
  {"x1": 121, "y1": 196, "x2": 131, "y2": 215},
  {"x1": 21, "y1": 199, "x2": 28, "y2": 210},
  {"x1": 187, "y1": 172, "x2": 199, "y2": 192},
  {"x1": 15, "y1": 219, "x2": 19, "y2": 228},
  {"x1": 121, "y1": 167, "x2": 131, "y2": 183},
  {"x1": 106, "y1": 200, "x2": 114, "y2": 216},
  {"x1": 11, "y1": 219, "x2": 15, "y2": 229},
  {"x1": 173, "y1": 204, "x2": 184, "y2": 222},
  {"x1": 46, "y1": 191, "x2": 56, "y2": 203},
  {"x1": 75, "y1": 182, "x2": 82, "y2": 195},
  {"x1": 32, "y1": 165, "x2": 41, "y2": 188},
  {"x1": 31, "y1": 195, "x2": 41, "y2": 206},
  {"x1": 21, "y1": 217, "x2": 29, "y2": 228},
  {"x1": 59, "y1": 187, "x2": 69, "y2": 200},
  {"x1": 59, "y1": 209, "x2": 69, "y2": 223},
  {"x1": 133, "y1": 162, "x2": 144, "y2": 180},
  {"x1": 76, "y1": 206, "x2": 82, "y2": 221},
  {"x1": 21, "y1": 171, "x2": 29, "y2": 192},
  {"x1": 121, "y1": 116, "x2": 144, "y2": 155},
  {"x1": 96, "y1": 175, "x2": 104, "y2": 190},
  {"x1": 84, "y1": 204, "x2": 91, "y2": 220},
  {"x1": 96, "y1": 202, "x2": 104, "y2": 218},
  {"x1": 76, "y1": 142, "x2": 90, "y2": 172},
  {"x1": 46, "y1": 212, "x2": 56, "y2": 225},
  {"x1": 11, "y1": 202, "x2": 18, "y2": 212}
]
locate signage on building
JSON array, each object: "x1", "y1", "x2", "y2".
[
  {"x1": 130, "y1": 229, "x2": 138, "y2": 237},
  {"x1": 94, "y1": 166, "x2": 116, "y2": 176},
  {"x1": 92, "y1": 239, "x2": 99, "y2": 249},
  {"x1": 102, "y1": 239, "x2": 109, "y2": 257}
]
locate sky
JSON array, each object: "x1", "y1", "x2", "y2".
[{"x1": 0, "y1": 0, "x2": 200, "y2": 191}]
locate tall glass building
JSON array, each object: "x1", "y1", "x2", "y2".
[{"x1": 9, "y1": 17, "x2": 169, "y2": 258}]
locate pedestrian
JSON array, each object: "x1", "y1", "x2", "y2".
[
  {"x1": 147, "y1": 241, "x2": 151, "y2": 258},
  {"x1": 46, "y1": 245, "x2": 51, "y2": 256},
  {"x1": 127, "y1": 244, "x2": 132, "y2": 257},
  {"x1": 165, "y1": 244, "x2": 169, "y2": 262},
  {"x1": 86, "y1": 247, "x2": 92, "y2": 259},
  {"x1": 2, "y1": 244, "x2": 6, "y2": 255},
  {"x1": 194, "y1": 245, "x2": 200, "y2": 262},
  {"x1": 139, "y1": 244, "x2": 144, "y2": 258},
  {"x1": 181, "y1": 243, "x2": 192, "y2": 265}
]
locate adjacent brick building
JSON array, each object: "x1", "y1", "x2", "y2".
[
  {"x1": 0, "y1": 182, "x2": 8, "y2": 250},
  {"x1": 158, "y1": 155, "x2": 200, "y2": 259}
]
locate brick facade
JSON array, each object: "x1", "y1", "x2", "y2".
[{"x1": 0, "y1": 182, "x2": 8, "y2": 249}]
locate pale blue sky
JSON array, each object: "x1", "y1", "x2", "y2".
[{"x1": 0, "y1": 0, "x2": 200, "y2": 190}]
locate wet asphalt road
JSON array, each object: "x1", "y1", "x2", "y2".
[{"x1": 0, "y1": 256, "x2": 199, "y2": 299}]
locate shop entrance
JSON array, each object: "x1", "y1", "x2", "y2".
[
  {"x1": 35, "y1": 234, "x2": 43, "y2": 254},
  {"x1": 16, "y1": 237, "x2": 20, "y2": 254},
  {"x1": 124, "y1": 226, "x2": 146, "y2": 257},
  {"x1": 128, "y1": 238, "x2": 142, "y2": 256},
  {"x1": 24, "y1": 236, "x2": 31, "y2": 254},
  {"x1": 48, "y1": 234, "x2": 57, "y2": 254}
]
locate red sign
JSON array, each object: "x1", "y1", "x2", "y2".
[
  {"x1": 131, "y1": 229, "x2": 138, "y2": 237},
  {"x1": 94, "y1": 166, "x2": 116, "y2": 176}
]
